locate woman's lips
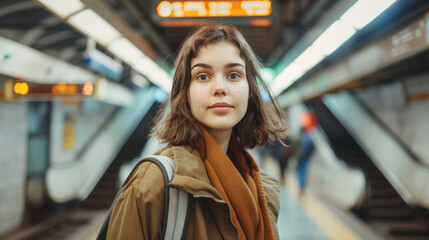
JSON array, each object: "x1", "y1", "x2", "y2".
[{"x1": 209, "y1": 102, "x2": 232, "y2": 113}]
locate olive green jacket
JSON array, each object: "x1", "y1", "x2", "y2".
[{"x1": 107, "y1": 146, "x2": 280, "y2": 240}]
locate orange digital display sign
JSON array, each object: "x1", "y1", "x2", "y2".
[
  {"x1": 156, "y1": 1, "x2": 272, "y2": 18},
  {"x1": 11, "y1": 81, "x2": 94, "y2": 97}
]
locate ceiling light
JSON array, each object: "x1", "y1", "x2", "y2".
[
  {"x1": 107, "y1": 38, "x2": 143, "y2": 65},
  {"x1": 133, "y1": 56, "x2": 172, "y2": 92},
  {"x1": 271, "y1": 62, "x2": 306, "y2": 95},
  {"x1": 340, "y1": 0, "x2": 397, "y2": 30},
  {"x1": 260, "y1": 68, "x2": 275, "y2": 84},
  {"x1": 293, "y1": 45, "x2": 325, "y2": 71},
  {"x1": 36, "y1": 0, "x2": 85, "y2": 18},
  {"x1": 68, "y1": 9, "x2": 121, "y2": 46},
  {"x1": 270, "y1": 45, "x2": 324, "y2": 95},
  {"x1": 272, "y1": 21, "x2": 355, "y2": 95},
  {"x1": 312, "y1": 20, "x2": 357, "y2": 56},
  {"x1": 271, "y1": 0, "x2": 397, "y2": 96}
]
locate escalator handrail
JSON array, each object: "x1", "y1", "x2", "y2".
[
  {"x1": 351, "y1": 92, "x2": 429, "y2": 168},
  {"x1": 323, "y1": 92, "x2": 429, "y2": 210},
  {"x1": 45, "y1": 88, "x2": 156, "y2": 203}
]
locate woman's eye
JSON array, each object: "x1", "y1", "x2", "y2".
[
  {"x1": 229, "y1": 73, "x2": 240, "y2": 80},
  {"x1": 197, "y1": 74, "x2": 208, "y2": 81}
]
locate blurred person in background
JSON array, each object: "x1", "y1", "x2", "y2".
[
  {"x1": 266, "y1": 137, "x2": 292, "y2": 184},
  {"x1": 294, "y1": 112, "x2": 316, "y2": 197}
]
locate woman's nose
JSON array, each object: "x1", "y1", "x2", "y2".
[{"x1": 212, "y1": 76, "x2": 227, "y2": 96}]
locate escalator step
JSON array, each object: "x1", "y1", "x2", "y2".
[
  {"x1": 370, "y1": 198, "x2": 404, "y2": 208},
  {"x1": 370, "y1": 220, "x2": 429, "y2": 239},
  {"x1": 370, "y1": 179, "x2": 390, "y2": 189},
  {"x1": 390, "y1": 226, "x2": 429, "y2": 236},
  {"x1": 370, "y1": 208, "x2": 414, "y2": 219},
  {"x1": 366, "y1": 171, "x2": 383, "y2": 178},
  {"x1": 371, "y1": 188, "x2": 397, "y2": 197}
]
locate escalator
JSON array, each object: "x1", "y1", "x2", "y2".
[
  {"x1": 308, "y1": 100, "x2": 429, "y2": 240},
  {"x1": 83, "y1": 102, "x2": 161, "y2": 209}
]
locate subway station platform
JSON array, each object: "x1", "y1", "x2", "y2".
[{"x1": 2, "y1": 1, "x2": 429, "y2": 239}]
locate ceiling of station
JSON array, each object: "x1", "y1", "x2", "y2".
[
  {"x1": 0, "y1": 0, "x2": 337, "y2": 74},
  {"x1": 0, "y1": 0, "x2": 87, "y2": 66},
  {"x1": 128, "y1": 0, "x2": 337, "y2": 67}
]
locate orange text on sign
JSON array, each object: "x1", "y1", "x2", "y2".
[
  {"x1": 52, "y1": 83, "x2": 78, "y2": 95},
  {"x1": 156, "y1": 1, "x2": 272, "y2": 18}
]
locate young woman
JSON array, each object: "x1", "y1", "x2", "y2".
[{"x1": 106, "y1": 24, "x2": 288, "y2": 240}]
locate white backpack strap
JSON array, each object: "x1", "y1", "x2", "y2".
[
  {"x1": 147, "y1": 155, "x2": 189, "y2": 240},
  {"x1": 165, "y1": 188, "x2": 189, "y2": 240}
]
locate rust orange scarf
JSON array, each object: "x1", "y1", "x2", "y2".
[{"x1": 199, "y1": 125, "x2": 276, "y2": 240}]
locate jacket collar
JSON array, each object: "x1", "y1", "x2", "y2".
[{"x1": 157, "y1": 146, "x2": 224, "y2": 201}]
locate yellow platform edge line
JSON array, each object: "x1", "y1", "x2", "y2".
[
  {"x1": 87, "y1": 231, "x2": 98, "y2": 240},
  {"x1": 284, "y1": 174, "x2": 362, "y2": 240}
]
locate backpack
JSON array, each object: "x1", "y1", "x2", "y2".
[{"x1": 97, "y1": 155, "x2": 190, "y2": 240}]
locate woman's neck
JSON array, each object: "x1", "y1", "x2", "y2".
[{"x1": 206, "y1": 128, "x2": 232, "y2": 153}]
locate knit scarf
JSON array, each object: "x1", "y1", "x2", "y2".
[{"x1": 199, "y1": 125, "x2": 276, "y2": 240}]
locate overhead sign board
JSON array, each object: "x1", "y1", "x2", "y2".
[
  {"x1": 5, "y1": 80, "x2": 94, "y2": 100},
  {"x1": 152, "y1": 0, "x2": 275, "y2": 27}
]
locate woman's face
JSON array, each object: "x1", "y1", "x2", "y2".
[{"x1": 188, "y1": 41, "x2": 249, "y2": 136}]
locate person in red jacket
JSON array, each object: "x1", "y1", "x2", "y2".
[{"x1": 295, "y1": 112, "x2": 316, "y2": 197}]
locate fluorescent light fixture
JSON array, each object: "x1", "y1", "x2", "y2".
[
  {"x1": 108, "y1": 38, "x2": 143, "y2": 65},
  {"x1": 312, "y1": 20, "x2": 357, "y2": 56},
  {"x1": 271, "y1": 62, "x2": 306, "y2": 95},
  {"x1": 68, "y1": 9, "x2": 121, "y2": 46},
  {"x1": 131, "y1": 71, "x2": 150, "y2": 88},
  {"x1": 260, "y1": 68, "x2": 275, "y2": 84},
  {"x1": 273, "y1": 20, "x2": 356, "y2": 91},
  {"x1": 340, "y1": 0, "x2": 397, "y2": 29},
  {"x1": 271, "y1": 0, "x2": 397, "y2": 96},
  {"x1": 133, "y1": 56, "x2": 172, "y2": 92},
  {"x1": 36, "y1": 0, "x2": 85, "y2": 18},
  {"x1": 38, "y1": 0, "x2": 174, "y2": 99},
  {"x1": 132, "y1": 55, "x2": 154, "y2": 75},
  {"x1": 270, "y1": 45, "x2": 324, "y2": 95},
  {"x1": 293, "y1": 45, "x2": 325, "y2": 72}
]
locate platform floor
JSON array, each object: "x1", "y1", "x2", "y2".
[
  {"x1": 263, "y1": 154, "x2": 384, "y2": 240},
  {"x1": 278, "y1": 185, "x2": 329, "y2": 240}
]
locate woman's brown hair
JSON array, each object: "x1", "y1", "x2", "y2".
[{"x1": 152, "y1": 24, "x2": 287, "y2": 152}]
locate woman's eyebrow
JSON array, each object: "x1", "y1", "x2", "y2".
[
  {"x1": 225, "y1": 63, "x2": 245, "y2": 69},
  {"x1": 191, "y1": 63, "x2": 212, "y2": 70}
]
